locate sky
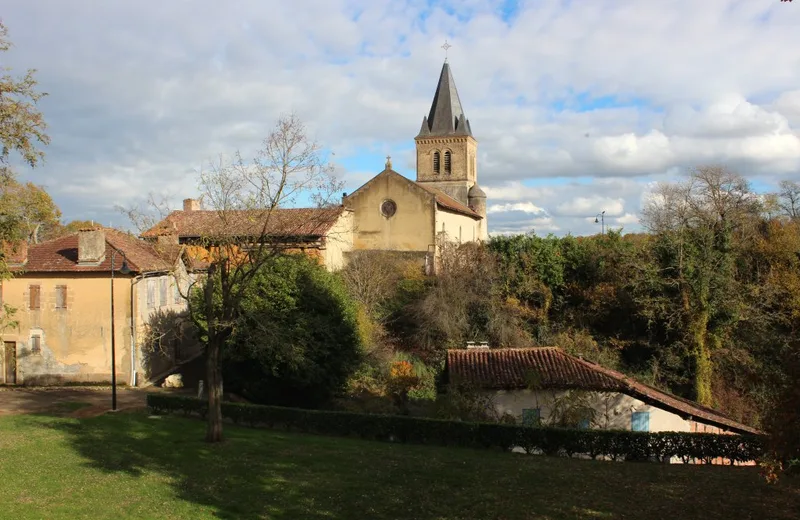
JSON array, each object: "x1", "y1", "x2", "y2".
[{"x1": 2, "y1": 0, "x2": 800, "y2": 236}]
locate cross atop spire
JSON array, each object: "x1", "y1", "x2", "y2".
[
  {"x1": 441, "y1": 40, "x2": 452, "y2": 62},
  {"x1": 385, "y1": 155, "x2": 392, "y2": 170}
]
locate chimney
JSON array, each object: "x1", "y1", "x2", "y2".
[
  {"x1": 4, "y1": 241, "x2": 27, "y2": 266},
  {"x1": 478, "y1": 341, "x2": 489, "y2": 349},
  {"x1": 78, "y1": 228, "x2": 106, "y2": 266},
  {"x1": 467, "y1": 341, "x2": 489, "y2": 350},
  {"x1": 466, "y1": 341, "x2": 476, "y2": 349},
  {"x1": 183, "y1": 198, "x2": 201, "y2": 212}
]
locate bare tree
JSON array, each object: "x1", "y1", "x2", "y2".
[
  {"x1": 340, "y1": 251, "x2": 405, "y2": 318},
  {"x1": 778, "y1": 180, "x2": 800, "y2": 220},
  {"x1": 115, "y1": 192, "x2": 175, "y2": 234},
  {"x1": 182, "y1": 113, "x2": 343, "y2": 442}
]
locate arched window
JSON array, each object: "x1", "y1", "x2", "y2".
[
  {"x1": 444, "y1": 151, "x2": 451, "y2": 175},
  {"x1": 433, "y1": 151, "x2": 440, "y2": 174}
]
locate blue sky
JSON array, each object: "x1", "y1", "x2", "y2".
[{"x1": 2, "y1": 0, "x2": 800, "y2": 235}]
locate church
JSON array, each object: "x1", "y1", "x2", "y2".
[
  {"x1": 342, "y1": 60, "x2": 488, "y2": 262},
  {"x1": 143, "y1": 60, "x2": 487, "y2": 272}
]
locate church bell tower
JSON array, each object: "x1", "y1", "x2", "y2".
[{"x1": 415, "y1": 61, "x2": 482, "y2": 210}]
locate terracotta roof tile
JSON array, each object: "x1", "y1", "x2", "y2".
[
  {"x1": 446, "y1": 347, "x2": 758, "y2": 434},
  {"x1": 11, "y1": 228, "x2": 178, "y2": 274},
  {"x1": 141, "y1": 207, "x2": 346, "y2": 240},
  {"x1": 414, "y1": 183, "x2": 482, "y2": 219}
]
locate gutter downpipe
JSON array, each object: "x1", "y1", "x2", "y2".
[{"x1": 130, "y1": 274, "x2": 144, "y2": 386}]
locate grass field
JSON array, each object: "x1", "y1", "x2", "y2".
[{"x1": 0, "y1": 411, "x2": 797, "y2": 520}]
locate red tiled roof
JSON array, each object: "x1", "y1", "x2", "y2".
[
  {"x1": 141, "y1": 207, "x2": 347, "y2": 240},
  {"x1": 414, "y1": 183, "x2": 482, "y2": 219},
  {"x1": 446, "y1": 347, "x2": 759, "y2": 434},
  {"x1": 11, "y1": 228, "x2": 180, "y2": 274}
]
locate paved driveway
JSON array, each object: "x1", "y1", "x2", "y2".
[{"x1": 0, "y1": 387, "x2": 155, "y2": 417}]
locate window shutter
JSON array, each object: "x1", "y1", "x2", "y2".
[
  {"x1": 147, "y1": 280, "x2": 155, "y2": 308},
  {"x1": 56, "y1": 285, "x2": 67, "y2": 309},
  {"x1": 444, "y1": 151, "x2": 451, "y2": 174},
  {"x1": 522, "y1": 408, "x2": 541, "y2": 427},
  {"x1": 31, "y1": 335, "x2": 41, "y2": 354},
  {"x1": 631, "y1": 411, "x2": 650, "y2": 432},
  {"x1": 29, "y1": 285, "x2": 41, "y2": 310},
  {"x1": 159, "y1": 279, "x2": 167, "y2": 306}
]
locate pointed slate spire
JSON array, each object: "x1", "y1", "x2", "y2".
[{"x1": 417, "y1": 61, "x2": 472, "y2": 137}]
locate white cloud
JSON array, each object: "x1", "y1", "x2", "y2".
[
  {"x1": 615, "y1": 213, "x2": 640, "y2": 225},
  {"x1": 487, "y1": 202, "x2": 547, "y2": 215},
  {"x1": 555, "y1": 196, "x2": 625, "y2": 218}
]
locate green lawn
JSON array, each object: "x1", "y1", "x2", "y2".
[{"x1": 0, "y1": 412, "x2": 797, "y2": 520}]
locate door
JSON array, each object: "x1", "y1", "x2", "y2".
[{"x1": 3, "y1": 341, "x2": 16, "y2": 384}]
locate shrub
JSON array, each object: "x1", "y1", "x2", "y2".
[
  {"x1": 196, "y1": 255, "x2": 363, "y2": 408},
  {"x1": 147, "y1": 393, "x2": 764, "y2": 464}
]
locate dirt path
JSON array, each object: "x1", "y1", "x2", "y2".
[{"x1": 0, "y1": 387, "x2": 158, "y2": 417}]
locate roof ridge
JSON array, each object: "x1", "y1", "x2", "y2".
[{"x1": 414, "y1": 183, "x2": 481, "y2": 219}]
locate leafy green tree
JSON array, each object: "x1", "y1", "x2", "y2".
[
  {"x1": 641, "y1": 166, "x2": 761, "y2": 405},
  {"x1": 0, "y1": 180, "x2": 61, "y2": 243},
  {"x1": 195, "y1": 254, "x2": 363, "y2": 408},
  {"x1": 0, "y1": 21, "x2": 49, "y2": 179},
  {"x1": 0, "y1": 21, "x2": 50, "y2": 332}
]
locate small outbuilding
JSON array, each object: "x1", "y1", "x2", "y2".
[{"x1": 444, "y1": 347, "x2": 758, "y2": 435}]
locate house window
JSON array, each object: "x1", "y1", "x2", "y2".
[
  {"x1": 444, "y1": 151, "x2": 451, "y2": 175},
  {"x1": 55, "y1": 285, "x2": 68, "y2": 309},
  {"x1": 631, "y1": 411, "x2": 650, "y2": 432},
  {"x1": 433, "y1": 151, "x2": 440, "y2": 174},
  {"x1": 522, "y1": 408, "x2": 541, "y2": 427},
  {"x1": 147, "y1": 280, "x2": 155, "y2": 308},
  {"x1": 31, "y1": 335, "x2": 41, "y2": 355},
  {"x1": 159, "y1": 279, "x2": 167, "y2": 307},
  {"x1": 29, "y1": 285, "x2": 41, "y2": 310},
  {"x1": 578, "y1": 418, "x2": 591, "y2": 430}
]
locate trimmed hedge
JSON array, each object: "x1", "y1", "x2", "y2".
[{"x1": 147, "y1": 393, "x2": 764, "y2": 464}]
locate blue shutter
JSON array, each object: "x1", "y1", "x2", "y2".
[
  {"x1": 522, "y1": 408, "x2": 541, "y2": 427},
  {"x1": 578, "y1": 418, "x2": 590, "y2": 430},
  {"x1": 631, "y1": 411, "x2": 650, "y2": 432}
]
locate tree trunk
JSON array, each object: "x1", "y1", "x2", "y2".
[
  {"x1": 691, "y1": 311, "x2": 713, "y2": 406},
  {"x1": 205, "y1": 339, "x2": 223, "y2": 443},
  {"x1": 204, "y1": 263, "x2": 224, "y2": 443}
]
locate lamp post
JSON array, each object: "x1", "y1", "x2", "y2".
[
  {"x1": 110, "y1": 248, "x2": 130, "y2": 411},
  {"x1": 594, "y1": 211, "x2": 606, "y2": 235}
]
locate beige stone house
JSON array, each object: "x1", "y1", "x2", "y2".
[
  {"x1": 445, "y1": 347, "x2": 758, "y2": 435},
  {"x1": 143, "y1": 61, "x2": 487, "y2": 273},
  {"x1": 0, "y1": 228, "x2": 202, "y2": 386}
]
